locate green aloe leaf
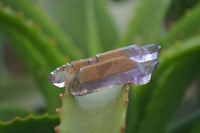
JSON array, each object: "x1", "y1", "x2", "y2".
[
  {"x1": 160, "y1": 2, "x2": 200, "y2": 47},
  {"x1": 0, "y1": 115, "x2": 59, "y2": 133},
  {"x1": 85, "y1": 0, "x2": 101, "y2": 56},
  {"x1": 0, "y1": 78, "x2": 45, "y2": 111},
  {"x1": 166, "y1": 109, "x2": 200, "y2": 133},
  {"x1": 36, "y1": 0, "x2": 119, "y2": 56},
  {"x1": 125, "y1": 85, "x2": 135, "y2": 133},
  {"x1": 0, "y1": 31, "x2": 9, "y2": 84},
  {"x1": 0, "y1": 6, "x2": 64, "y2": 69},
  {"x1": 122, "y1": 0, "x2": 172, "y2": 45},
  {"x1": 0, "y1": 26, "x2": 63, "y2": 114},
  {"x1": 0, "y1": 0, "x2": 82, "y2": 60},
  {"x1": 58, "y1": 84, "x2": 130, "y2": 133},
  {"x1": 136, "y1": 52, "x2": 200, "y2": 133},
  {"x1": 0, "y1": 6, "x2": 66, "y2": 114},
  {"x1": 125, "y1": 36, "x2": 200, "y2": 133},
  {"x1": 93, "y1": 0, "x2": 119, "y2": 51},
  {"x1": 190, "y1": 119, "x2": 200, "y2": 133},
  {"x1": 0, "y1": 105, "x2": 30, "y2": 122},
  {"x1": 158, "y1": 36, "x2": 200, "y2": 73}
]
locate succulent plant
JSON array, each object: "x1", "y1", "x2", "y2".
[{"x1": 0, "y1": 0, "x2": 200, "y2": 133}]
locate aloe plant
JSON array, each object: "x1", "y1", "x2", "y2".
[{"x1": 0, "y1": 0, "x2": 200, "y2": 133}]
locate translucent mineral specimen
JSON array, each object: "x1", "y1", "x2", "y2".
[{"x1": 48, "y1": 44, "x2": 161, "y2": 96}]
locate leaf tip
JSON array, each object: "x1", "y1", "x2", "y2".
[
  {"x1": 16, "y1": 11, "x2": 24, "y2": 18},
  {"x1": 125, "y1": 98, "x2": 129, "y2": 106},
  {"x1": 29, "y1": 113, "x2": 34, "y2": 117},
  {"x1": 121, "y1": 123, "x2": 126, "y2": 133},
  {"x1": 44, "y1": 112, "x2": 49, "y2": 116},
  {"x1": 125, "y1": 83, "x2": 130, "y2": 93},
  {"x1": 14, "y1": 116, "x2": 21, "y2": 121},
  {"x1": 60, "y1": 94, "x2": 64, "y2": 101},
  {"x1": 56, "y1": 108, "x2": 61, "y2": 116},
  {"x1": 54, "y1": 125, "x2": 60, "y2": 133}
]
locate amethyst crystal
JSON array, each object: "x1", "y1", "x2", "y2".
[{"x1": 48, "y1": 44, "x2": 161, "y2": 96}]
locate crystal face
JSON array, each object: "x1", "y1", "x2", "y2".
[{"x1": 48, "y1": 44, "x2": 161, "y2": 96}]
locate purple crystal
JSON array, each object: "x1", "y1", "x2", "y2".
[
  {"x1": 122, "y1": 44, "x2": 161, "y2": 62},
  {"x1": 49, "y1": 44, "x2": 161, "y2": 96},
  {"x1": 68, "y1": 60, "x2": 159, "y2": 95}
]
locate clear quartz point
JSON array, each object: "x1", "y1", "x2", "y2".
[
  {"x1": 122, "y1": 44, "x2": 161, "y2": 62},
  {"x1": 48, "y1": 70, "x2": 66, "y2": 88},
  {"x1": 48, "y1": 64, "x2": 75, "y2": 88},
  {"x1": 49, "y1": 44, "x2": 161, "y2": 96}
]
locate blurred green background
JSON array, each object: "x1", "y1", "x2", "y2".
[{"x1": 0, "y1": 0, "x2": 200, "y2": 133}]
